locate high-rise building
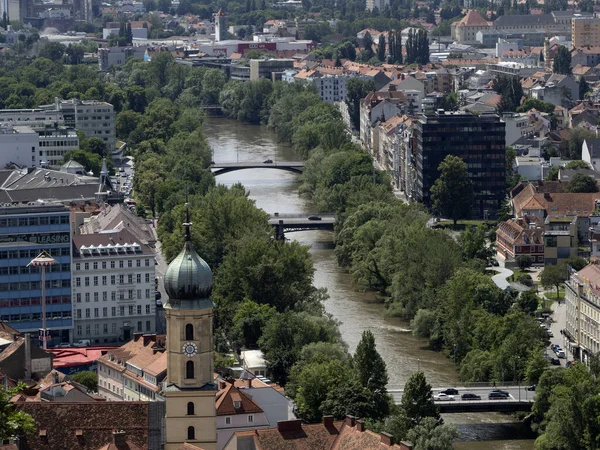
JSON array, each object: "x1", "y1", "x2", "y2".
[
  {"x1": 408, "y1": 111, "x2": 506, "y2": 219},
  {"x1": 0, "y1": 203, "x2": 73, "y2": 346},
  {"x1": 214, "y1": 9, "x2": 228, "y2": 42},
  {"x1": 572, "y1": 16, "x2": 600, "y2": 48}
]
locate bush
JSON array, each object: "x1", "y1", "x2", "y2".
[{"x1": 518, "y1": 274, "x2": 534, "y2": 287}]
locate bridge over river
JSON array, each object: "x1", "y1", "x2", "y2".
[
  {"x1": 389, "y1": 385, "x2": 534, "y2": 413},
  {"x1": 268, "y1": 213, "x2": 335, "y2": 240},
  {"x1": 211, "y1": 161, "x2": 305, "y2": 176}
]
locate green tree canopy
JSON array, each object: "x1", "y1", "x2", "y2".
[
  {"x1": 70, "y1": 371, "x2": 98, "y2": 392},
  {"x1": 567, "y1": 172, "x2": 599, "y2": 193},
  {"x1": 400, "y1": 371, "x2": 439, "y2": 425},
  {"x1": 552, "y1": 46, "x2": 572, "y2": 75},
  {"x1": 430, "y1": 155, "x2": 474, "y2": 225}
]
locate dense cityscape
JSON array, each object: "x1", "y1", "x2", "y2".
[{"x1": 1, "y1": 0, "x2": 600, "y2": 448}]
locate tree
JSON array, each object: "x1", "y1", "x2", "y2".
[
  {"x1": 406, "y1": 417, "x2": 458, "y2": 450},
  {"x1": 540, "y1": 264, "x2": 567, "y2": 299},
  {"x1": 0, "y1": 383, "x2": 35, "y2": 440},
  {"x1": 567, "y1": 172, "x2": 599, "y2": 193},
  {"x1": 430, "y1": 155, "x2": 474, "y2": 226},
  {"x1": 552, "y1": 46, "x2": 572, "y2": 75},
  {"x1": 345, "y1": 78, "x2": 375, "y2": 131},
  {"x1": 516, "y1": 255, "x2": 533, "y2": 271},
  {"x1": 566, "y1": 160, "x2": 590, "y2": 170},
  {"x1": 579, "y1": 76, "x2": 590, "y2": 99},
  {"x1": 377, "y1": 34, "x2": 386, "y2": 62},
  {"x1": 566, "y1": 256, "x2": 588, "y2": 272},
  {"x1": 400, "y1": 372, "x2": 439, "y2": 425},
  {"x1": 517, "y1": 290, "x2": 540, "y2": 314},
  {"x1": 354, "y1": 330, "x2": 390, "y2": 418},
  {"x1": 39, "y1": 42, "x2": 66, "y2": 62},
  {"x1": 70, "y1": 371, "x2": 98, "y2": 392},
  {"x1": 361, "y1": 32, "x2": 374, "y2": 61},
  {"x1": 85, "y1": 137, "x2": 108, "y2": 156}
]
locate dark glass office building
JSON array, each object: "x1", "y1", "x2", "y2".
[
  {"x1": 411, "y1": 112, "x2": 506, "y2": 220},
  {"x1": 0, "y1": 204, "x2": 72, "y2": 345}
]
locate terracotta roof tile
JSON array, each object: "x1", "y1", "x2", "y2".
[
  {"x1": 253, "y1": 420, "x2": 343, "y2": 450},
  {"x1": 215, "y1": 382, "x2": 263, "y2": 416}
]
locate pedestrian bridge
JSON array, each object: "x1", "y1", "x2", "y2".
[
  {"x1": 388, "y1": 386, "x2": 534, "y2": 413},
  {"x1": 268, "y1": 213, "x2": 335, "y2": 240},
  {"x1": 211, "y1": 162, "x2": 305, "y2": 176}
]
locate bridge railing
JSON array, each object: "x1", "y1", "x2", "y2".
[{"x1": 269, "y1": 213, "x2": 335, "y2": 219}]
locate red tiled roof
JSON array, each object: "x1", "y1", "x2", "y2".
[
  {"x1": 253, "y1": 420, "x2": 343, "y2": 450},
  {"x1": 215, "y1": 382, "x2": 263, "y2": 416},
  {"x1": 453, "y1": 10, "x2": 490, "y2": 27},
  {"x1": 48, "y1": 346, "x2": 115, "y2": 369}
]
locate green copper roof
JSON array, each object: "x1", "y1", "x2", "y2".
[{"x1": 164, "y1": 241, "x2": 213, "y2": 301}]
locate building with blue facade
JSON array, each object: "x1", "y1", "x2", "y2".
[{"x1": 0, "y1": 203, "x2": 73, "y2": 345}]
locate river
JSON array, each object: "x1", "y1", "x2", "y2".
[{"x1": 204, "y1": 116, "x2": 535, "y2": 449}]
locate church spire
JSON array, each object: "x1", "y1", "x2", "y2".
[{"x1": 183, "y1": 202, "x2": 192, "y2": 242}]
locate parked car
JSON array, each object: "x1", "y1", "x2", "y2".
[
  {"x1": 73, "y1": 339, "x2": 91, "y2": 347},
  {"x1": 551, "y1": 357, "x2": 561, "y2": 365},
  {"x1": 527, "y1": 384, "x2": 537, "y2": 391},
  {"x1": 434, "y1": 393, "x2": 455, "y2": 401},
  {"x1": 308, "y1": 215, "x2": 322, "y2": 220},
  {"x1": 551, "y1": 344, "x2": 560, "y2": 351},
  {"x1": 547, "y1": 330, "x2": 554, "y2": 337},
  {"x1": 440, "y1": 388, "x2": 459, "y2": 395},
  {"x1": 461, "y1": 393, "x2": 481, "y2": 400},
  {"x1": 557, "y1": 350, "x2": 566, "y2": 358},
  {"x1": 263, "y1": 159, "x2": 273, "y2": 163}
]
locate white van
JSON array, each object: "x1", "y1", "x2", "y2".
[{"x1": 73, "y1": 339, "x2": 91, "y2": 347}]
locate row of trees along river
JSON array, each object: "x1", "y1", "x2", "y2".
[{"x1": 204, "y1": 116, "x2": 535, "y2": 449}]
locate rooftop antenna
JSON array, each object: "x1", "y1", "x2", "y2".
[{"x1": 183, "y1": 187, "x2": 191, "y2": 242}]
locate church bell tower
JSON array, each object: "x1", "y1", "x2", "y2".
[{"x1": 163, "y1": 204, "x2": 217, "y2": 450}]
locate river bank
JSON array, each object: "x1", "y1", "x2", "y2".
[{"x1": 204, "y1": 116, "x2": 536, "y2": 448}]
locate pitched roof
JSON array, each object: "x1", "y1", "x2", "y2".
[
  {"x1": 585, "y1": 138, "x2": 600, "y2": 159},
  {"x1": 215, "y1": 382, "x2": 263, "y2": 416},
  {"x1": 497, "y1": 216, "x2": 544, "y2": 246},
  {"x1": 18, "y1": 402, "x2": 150, "y2": 450},
  {"x1": 252, "y1": 420, "x2": 343, "y2": 450},
  {"x1": 454, "y1": 10, "x2": 490, "y2": 27}
]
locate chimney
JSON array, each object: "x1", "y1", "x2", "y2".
[
  {"x1": 113, "y1": 430, "x2": 127, "y2": 446},
  {"x1": 356, "y1": 419, "x2": 365, "y2": 432},
  {"x1": 218, "y1": 380, "x2": 227, "y2": 390},
  {"x1": 345, "y1": 415, "x2": 356, "y2": 427},
  {"x1": 133, "y1": 332, "x2": 143, "y2": 341},
  {"x1": 245, "y1": 378, "x2": 252, "y2": 389},
  {"x1": 24, "y1": 334, "x2": 32, "y2": 381},
  {"x1": 53, "y1": 371, "x2": 59, "y2": 384},
  {"x1": 142, "y1": 334, "x2": 155, "y2": 346},
  {"x1": 380, "y1": 432, "x2": 393, "y2": 447},
  {"x1": 398, "y1": 441, "x2": 414, "y2": 450},
  {"x1": 277, "y1": 419, "x2": 303, "y2": 433},
  {"x1": 322, "y1": 415, "x2": 334, "y2": 427}
]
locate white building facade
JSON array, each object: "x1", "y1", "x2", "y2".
[{"x1": 72, "y1": 230, "x2": 156, "y2": 345}]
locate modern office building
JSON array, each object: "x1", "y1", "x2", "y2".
[
  {"x1": 572, "y1": 16, "x2": 600, "y2": 48},
  {"x1": 0, "y1": 98, "x2": 117, "y2": 161},
  {"x1": 71, "y1": 229, "x2": 156, "y2": 345},
  {"x1": 0, "y1": 203, "x2": 73, "y2": 346},
  {"x1": 408, "y1": 111, "x2": 506, "y2": 219},
  {"x1": 249, "y1": 59, "x2": 294, "y2": 81},
  {"x1": 215, "y1": 9, "x2": 228, "y2": 42},
  {"x1": 36, "y1": 124, "x2": 79, "y2": 166},
  {"x1": 565, "y1": 262, "x2": 600, "y2": 364}
]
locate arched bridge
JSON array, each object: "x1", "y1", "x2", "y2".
[
  {"x1": 269, "y1": 213, "x2": 335, "y2": 240},
  {"x1": 211, "y1": 162, "x2": 305, "y2": 176}
]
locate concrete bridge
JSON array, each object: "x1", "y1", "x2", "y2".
[
  {"x1": 268, "y1": 213, "x2": 335, "y2": 240},
  {"x1": 211, "y1": 162, "x2": 305, "y2": 176},
  {"x1": 388, "y1": 385, "x2": 534, "y2": 413}
]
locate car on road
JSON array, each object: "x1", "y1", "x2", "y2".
[
  {"x1": 440, "y1": 388, "x2": 459, "y2": 395},
  {"x1": 551, "y1": 357, "x2": 561, "y2": 365},
  {"x1": 489, "y1": 391, "x2": 509, "y2": 399},
  {"x1": 263, "y1": 159, "x2": 273, "y2": 163},
  {"x1": 527, "y1": 384, "x2": 537, "y2": 391},
  {"x1": 434, "y1": 393, "x2": 455, "y2": 401},
  {"x1": 551, "y1": 344, "x2": 560, "y2": 352},
  {"x1": 547, "y1": 330, "x2": 554, "y2": 337},
  {"x1": 308, "y1": 215, "x2": 322, "y2": 220},
  {"x1": 461, "y1": 393, "x2": 481, "y2": 400},
  {"x1": 557, "y1": 350, "x2": 566, "y2": 358}
]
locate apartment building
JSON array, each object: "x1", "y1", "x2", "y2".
[
  {"x1": 36, "y1": 124, "x2": 79, "y2": 166},
  {"x1": 544, "y1": 215, "x2": 578, "y2": 266},
  {"x1": 565, "y1": 262, "x2": 600, "y2": 364},
  {"x1": 572, "y1": 16, "x2": 600, "y2": 48},
  {"x1": 0, "y1": 203, "x2": 73, "y2": 345},
  {"x1": 408, "y1": 111, "x2": 506, "y2": 219},
  {"x1": 71, "y1": 229, "x2": 156, "y2": 345}
]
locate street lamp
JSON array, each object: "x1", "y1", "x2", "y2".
[{"x1": 28, "y1": 251, "x2": 57, "y2": 350}]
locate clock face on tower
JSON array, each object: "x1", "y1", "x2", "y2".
[{"x1": 182, "y1": 342, "x2": 198, "y2": 357}]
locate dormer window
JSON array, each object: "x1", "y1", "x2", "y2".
[{"x1": 233, "y1": 401, "x2": 241, "y2": 409}]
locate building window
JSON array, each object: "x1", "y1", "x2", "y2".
[
  {"x1": 187, "y1": 426, "x2": 195, "y2": 440},
  {"x1": 186, "y1": 361, "x2": 194, "y2": 379},
  {"x1": 146, "y1": 321, "x2": 150, "y2": 331},
  {"x1": 186, "y1": 323, "x2": 194, "y2": 341},
  {"x1": 248, "y1": 415, "x2": 254, "y2": 423},
  {"x1": 225, "y1": 417, "x2": 231, "y2": 425},
  {"x1": 146, "y1": 305, "x2": 150, "y2": 314},
  {"x1": 76, "y1": 325, "x2": 82, "y2": 336},
  {"x1": 187, "y1": 402, "x2": 195, "y2": 415}
]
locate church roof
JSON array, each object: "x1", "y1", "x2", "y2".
[
  {"x1": 453, "y1": 10, "x2": 490, "y2": 27},
  {"x1": 163, "y1": 207, "x2": 213, "y2": 306}
]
